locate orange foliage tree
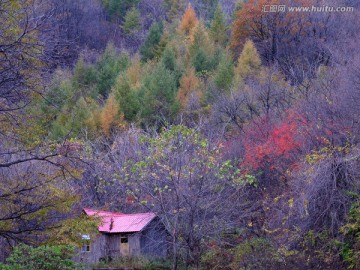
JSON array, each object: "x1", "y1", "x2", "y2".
[
  {"x1": 100, "y1": 94, "x2": 124, "y2": 136},
  {"x1": 178, "y1": 3, "x2": 198, "y2": 37},
  {"x1": 176, "y1": 67, "x2": 202, "y2": 109}
]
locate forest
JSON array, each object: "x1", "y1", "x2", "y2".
[{"x1": 0, "y1": 0, "x2": 359, "y2": 269}]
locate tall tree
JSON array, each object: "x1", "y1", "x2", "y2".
[
  {"x1": 178, "y1": 3, "x2": 198, "y2": 37},
  {"x1": 118, "y1": 125, "x2": 254, "y2": 269},
  {"x1": 234, "y1": 39, "x2": 261, "y2": 85},
  {"x1": 209, "y1": 4, "x2": 227, "y2": 46},
  {"x1": 140, "y1": 21, "x2": 164, "y2": 61}
]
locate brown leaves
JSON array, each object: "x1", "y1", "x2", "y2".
[
  {"x1": 178, "y1": 3, "x2": 198, "y2": 37},
  {"x1": 100, "y1": 94, "x2": 125, "y2": 136}
]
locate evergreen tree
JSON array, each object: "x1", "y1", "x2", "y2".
[
  {"x1": 102, "y1": 0, "x2": 140, "y2": 21},
  {"x1": 214, "y1": 52, "x2": 234, "y2": 92},
  {"x1": 140, "y1": 22, "x2": 164, "y2": 61},
  {"x1": 161, "y1": 45, "x2": 177, "y2": 72},
  {"x1": 72, "y1": 57, "x2": 98, "y2": 98},
  {"x1": 96, "y1": 44, "x2": 130, "y2": 97},
  {"x1": 165, "y1": 0, "x2": 185, "y2": 22},
  {"x1": 209, "y1": 4, "x2": 227, "y2": 46},
  {"x1": 122, "y1": 7, "x2": 141, "y2": 35},
  {"x1": 141, "y1": 63, "x2": 178, "y2": 126},
  {"x1": 113, "y1": 73, "x2": 141, "y2": 122}
]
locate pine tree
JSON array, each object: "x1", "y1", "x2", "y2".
[
  {"x1": 127, "y1": 54, "x2": 142, "y2": 89},
  {"x1": 122, "y1": 7, "x2": 141, "y2": 35},
  {"x1": 141, "y1": 63, "x2": 178, "y2": 126},
  {"x1": 166, "y1": 0, "x2": 185, "y2": 22},
  {"x1": 209, "y1": 4, "x2": 227, "y2": 46},
  {"x1": 176, "y1": 67, "x2": 202, "y2": 110},
  {"x1": 161, "y1": 45, "x2": 177, "y2": 72},
  {"x1": 100, "y1": 94, "x2": 123, "y2": 136},
  {"x1": 140, "y1": 22, "x2": 164, "y2": 61},
  {"x1": 179, "y1": 3, "x2": 198, "y2": 37},
  {"x1": 112, "y1": 73, "x2": 141, "y2": 122},
  {"x1": 214, "y1": 52, "x2": 234, "y2": 92},
  {"x1": 235, "y1": 39, "x2": 261, "y2": 84},
  {"x1": 189, "y1": 22, "x2": 215, "y2": 74},
  {"x1": 96, "y1": 44, "x2": 130, "y2": 97}
]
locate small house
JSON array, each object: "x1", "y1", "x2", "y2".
[{"x1": 78, "y1": 208, "x2": 168, "y2": 265}]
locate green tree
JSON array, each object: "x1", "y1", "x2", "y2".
[
  {"x1": 165, "y1": 0, "x2": 185, "y2": 22},
  {"x1": 122, "y1": 7, "x2": 141, "y2": 35},
  {"x1": 140, "y1": 22, "x2": 164, "y2": 61},
  {"x1": 112, "y1": 74, "x2": 140, "y2": 122},
  {"x1": 101, "y1": 0, "x2": 140, "y2": 21},
  {"x1": 214, "y1": 52, "x2": 234, "y2": 92},
  {"x1": 141, "y1": 63, "x2": 178, "y2": 127},
  {"x1": 209, "y1": 4, "x2": 227, "y2": 46},
  {"x1": 96, "y1": 43, "x2": 130, "y2": 97}
]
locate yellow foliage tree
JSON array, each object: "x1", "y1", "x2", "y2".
[
  {"x1": 100, "y1": 94, "x2": 124, "y2": 136},
  {"x1": 176, "y1": 67, "x2": 202, "y2": 109},
  {"x1": 178, "y1": 3, "x2": 198, "y2": 37},
  {"x1": 235, "y1": 39, "x2": 261, "y2": 85},
  {"x1": 127, "y1": 54, "x2": 142, "y2": 89}
]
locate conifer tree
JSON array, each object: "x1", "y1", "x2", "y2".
[
  {"x1": 214, "y1": 52, "x2": 234, "y2": 92},
  {"x1": 140, "y1": 22, "x2": 164, "y2": 61},
  {"x1": 176, "y1": 67, "x2": 202, "y2": 110},
  {"x1": 189, "y1": 22, "x2": 215, "y2": 73},
  {"x1": 235, "y1": 39, "x2": 261, "y2": 85},
  {"x1": 127, "y1": 54, "x2": 142, "y2": 89},
  {"x1": 141, "y1": 63, "x2": 178, "y2": 126},
  {"x1": 179, "y1": 3, "x2": 198, "y2": 37},
  {"x1": 96, "y1": 44, "x2": 130, "y2": 97},
  {"x1": 100, "y1": 94, "x2": 123, "y2": 136},
  {"x1": 161, "y1": 45, "x2": 177, "y2": 72},
  {"x1": 113, "y1": 73, "x2": 141, "y2": 122},
  {"x1": 122, "y1": 7, "x2": 141, "y2": 35},
  {"x1": 209, "y1": 4, "x2": 227, "y2": 46},
  {"x1": 166, "y1": 0, "x2": 185, "y2": 22}
]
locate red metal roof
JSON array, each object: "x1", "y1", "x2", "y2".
[{"x1": 83, "y1": 208, "x2": 156, "y2": 233}]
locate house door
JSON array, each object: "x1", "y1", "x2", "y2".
[{"x1": 120, "y1": 236, "x2": 129, "y2": 256}]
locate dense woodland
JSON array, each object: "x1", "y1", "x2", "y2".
[{"x1": 0, "y1": 0, "x2": 360, "y2": 269}]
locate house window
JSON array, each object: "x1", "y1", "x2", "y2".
[
  {"x1": 82, "y1": 244, "x2": 90, "y2": 252},
  {"x1": 81, "y1": 234, "x2": 91, "y2": 252},
  {"x1": 120, "y1": 236, "x2": 128, "y2": 243}
]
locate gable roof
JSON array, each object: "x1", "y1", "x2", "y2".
[{"x1": 83, "y1": 208, "x2": 156, "y2": 233}]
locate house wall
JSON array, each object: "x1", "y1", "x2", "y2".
[
  {"x1": 140, "y1": 218, "x2": 168, "y2": 258},
  {"x1": 74, "y1": 234, "x2": 107, "y2": 268},
  {"x1": 106, "y1": 233, "x2": 120, "y2": 258}
]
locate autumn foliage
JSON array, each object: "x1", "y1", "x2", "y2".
[
  {"x1": 176, "y1": 67, "x2": 202, "y2": 109},
  {"x1": 243, "y1": 111, "x2": 306, "y2": 172},
  {"x1": 179, "y1": 3, "x2": 198, "y2": 36},
  {"x1": 100, "y1": 94, "x2": 123, "y2": 136}
]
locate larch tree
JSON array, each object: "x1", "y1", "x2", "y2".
[
  {"x1": 176, "y1": 67, "x2": 202, "y2": 110},
  {"x1": 209, "y1": 4, "x2": 227, "y2": 46},
  {"x1": 100, "y1": 94, "x2": 124, "y2": 136},
  {"x1": 234, "y1": 39, "x2": 261, "y2": 86},
  {"x1": 178, "y1": 3, "x2": 199, "y2": 38}
]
